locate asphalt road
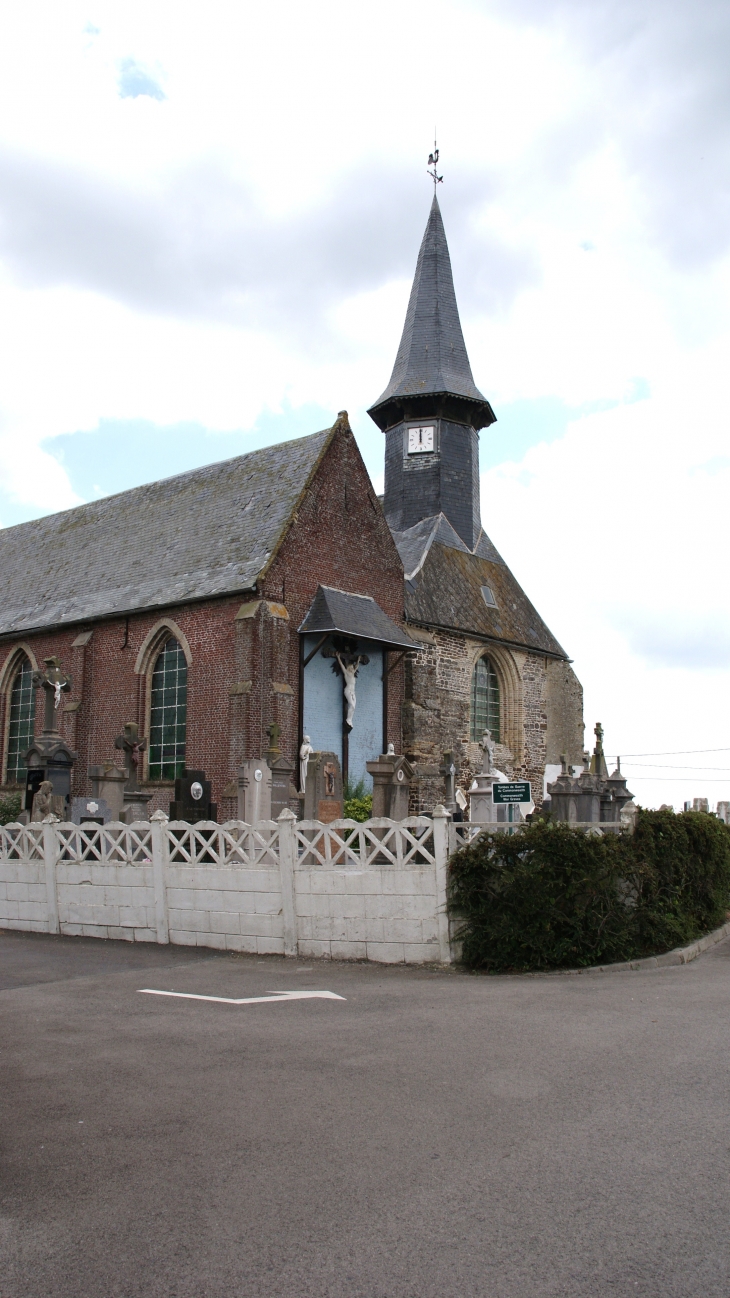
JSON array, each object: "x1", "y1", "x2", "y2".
[{"x1": 2, "y1": 929, "x2": 730, "y2": 1298}]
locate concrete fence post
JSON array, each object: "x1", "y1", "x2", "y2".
[
  {"x1": 432, "y1": 805, "x2": 452, "y2": 965},
  {"x1": 277, "y1": 808, "x2": 298, "y2": 958},
  {"x1": 41, "y1": 815, "x2": 61, "y2": 935},
  {"x1": 150, "y1": 811, "x2": 170, "y2": 945}
]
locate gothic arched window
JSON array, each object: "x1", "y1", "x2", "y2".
[
  {"x1": 6, "y1": 657, "x2": 36, "y2": 784},
  {"x1": 470, "y1": 655, "x2": 500, "y2": 743},
  {"x1": 148, "y1": 638, "x2": 187, "y2": 780}
]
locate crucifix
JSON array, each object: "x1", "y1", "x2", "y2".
[
  {"x1": 323, "y1": 646, "x2": 370, "y2": 732},
  {"x1": 114, "y1": 721, "x2": 148, "y2": 791},
  {"x1": 266, "y1": 721, "x2": 281, "y2": 756},
  {"x1": 32, "y1": 656, "x2": 71, "y2": 734}
]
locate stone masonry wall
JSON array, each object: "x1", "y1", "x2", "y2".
[
  {"x1": 404, "y1": 628, "x2": 581, "y2": 813},
  {"x1": 545, "y1": 660, "x2": 585, "y2": 767}
]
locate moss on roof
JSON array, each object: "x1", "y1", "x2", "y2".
[{"x1": 0, "y1": 424, "x2": 336, "y2": 635}]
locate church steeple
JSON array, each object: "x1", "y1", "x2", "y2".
[
  {"x1": 369, "y1": 196, "x2": 496, "y2": 551},
  {"x1": 368, "y1": 196, "x2": 495, "y2": 433}
]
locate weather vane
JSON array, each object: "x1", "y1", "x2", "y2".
[{"x1": 427, "y1": 133, "x2": 443, "y2": 191}]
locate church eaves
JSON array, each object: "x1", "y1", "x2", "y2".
[
  {"x1": 0, "y1": 424, "x2": 339, "y2": 637},
  {"x1": 368, "y1": 196, "x2": 496, "y2": 432}
]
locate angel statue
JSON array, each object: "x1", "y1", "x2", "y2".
[
  {"x1": 481, "y1": 729, "x2": 496, "y2": 775},
  {"x1": 299, "y1": 735, "x2": 314, "y2": 792}
]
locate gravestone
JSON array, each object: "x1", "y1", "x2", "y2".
[
  {"x1": 169, "y1": 770, "x2": 217, "y2": 824},
  {"x1": 468, "y1": 731, "x2": 502, "y2": 824},
  {"x1": 24, "y1": 656, "x2": 77, "y2": 816},
  {"x1": 71, "y1": 797, "x2": 113, "y2": 826},
  {"x1": 114, "y1": 722, "x2": 153, "y2": 823},
  {"x1": 302, "y1": 752, "x2": 343, "y2": 823},
  {"x1": 88, "y1": 764, "x2": 127, "y2": 820},
  {"x1": 439, "y1": 751, "x2": 457, "y2": 815},
  {"x1": 265, "y1": 722, "x2": 297, "y2": 821},
  {"x1": 237, "y1": 759, "x2": 273, "y2": 823},
  {"x1": 366, "y1": 746, "x2": 413, "y2": 820}
]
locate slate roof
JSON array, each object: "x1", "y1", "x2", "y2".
[
  {"x1": 299, "y1": 586, "x2": 417, "y2": 650},
  {"x1": 391, "y1": 515, "x2": 568, "y2": 660},
  {"x1": 368, "y1": 196, "x2": 496, "y2": 432},
  {"x1": 0, "y1": 425, "x2": 336, "y2": 636}
]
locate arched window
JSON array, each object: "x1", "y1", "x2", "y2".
[
  {"x1": 148, "y1": 638, "x2": 187, "y2": 780},
  {"x1": 470, "y1": 655, "x2": 500, "y2": 743},
  {"x1": 6, "y1": 657, "x2": 36, "y2": 784}
]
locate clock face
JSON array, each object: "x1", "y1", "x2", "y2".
[{"x1": 407, "y1": 425, "x2": 435, "y2": 454}]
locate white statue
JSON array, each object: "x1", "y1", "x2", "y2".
[
  {"x1": 335, "y1": 652, "x2": 367, "y2": 730},
  {"x1": 481, "y1": 729, "x2": 495, "y2": 774},
  {"x1": 299, "y1": 735, "x2": 314, "y2": 791}
]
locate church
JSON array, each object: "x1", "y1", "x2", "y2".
[{"x1": 0, "y1": 196, "x2": 584, "y2": 818}]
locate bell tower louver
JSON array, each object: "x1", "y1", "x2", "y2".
[{"x1": 368, "y1": 196, "x2": 496, "y2": 551}]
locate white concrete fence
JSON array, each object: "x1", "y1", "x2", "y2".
[{"x1": 0, "y1": 810, "x2": 484, "y2": 964}]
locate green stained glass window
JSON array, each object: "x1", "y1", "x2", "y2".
[
  {"x1": 470, "y1": 655, "x2": 500, "y2": 743},
  {"x1": 148, "y1": 639, "x2": 187, "y2": 780},
  {"x1": 7, "y1": 658, "x2": 36, "y2": 784}
]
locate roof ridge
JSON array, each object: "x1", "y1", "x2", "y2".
[{"x1": 0, "y1": 423, "x2": 335, "y2": 538}]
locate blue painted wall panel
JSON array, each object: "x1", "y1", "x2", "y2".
[
  {"x1": 302, "y1": 635, "x2": 342, "y2": 763},
  {"x1": 348, "y1": 650, "x2": 383, "y2": 790},
  {"x1": 301, "y1": 637, "x2": 383, "y2": 790}
]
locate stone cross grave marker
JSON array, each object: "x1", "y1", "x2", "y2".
[{"x1": 114, "y1": 722, "x2": 147, "y2": 790}]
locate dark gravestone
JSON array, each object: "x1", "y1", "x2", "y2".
[
  {"x1": 169, "y1": 770, "x2": 217, "y2": 824},
  {"x1": 71, "y1": 796, "x2": 113, "y2": 826}
]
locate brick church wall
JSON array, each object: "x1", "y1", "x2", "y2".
[{"x1": 0, "y1": 424, "x2": 407, "y2": 818}]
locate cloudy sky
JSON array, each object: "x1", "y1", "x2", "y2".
[{"x1": 1, "y1": 0, "x2": 728, "y2": 808}]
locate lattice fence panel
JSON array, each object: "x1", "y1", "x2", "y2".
[
  {"x1": 0, "y1": 823, "x2": 44, "y2": 862},
  {"x1": 295, "y1": 817, "x2": 436, "y2": 869},
  {"x1": 167, "y1": 820, "x2": 280, "y2": 867},
  {"x1": 56, "y1": 823, "x2": 154, "y2": 864}
]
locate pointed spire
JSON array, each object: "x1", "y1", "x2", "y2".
[{"x1": 368, "y1": 196, "x2": 496, "y2": 432}]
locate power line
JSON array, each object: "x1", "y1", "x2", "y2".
[
  {"x1": 607, "y1": 748, "x2": 730, "y2": 758},
  {"x1": 621, "y1": 775, "x2": 730, "y2": 784},
  {"x1": 619, "y1": 763, "x2": 730, "y2": 771}
]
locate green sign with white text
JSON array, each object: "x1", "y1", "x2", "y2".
[{"x1": 492, "y1": 781, "x2": 532, "y2": 805}]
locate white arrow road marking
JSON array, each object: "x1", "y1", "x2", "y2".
[{"x1": 138, "y1": 989, "x2": 346, "y2": 1005}]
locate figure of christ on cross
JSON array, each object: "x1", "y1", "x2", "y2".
[
  {"x1": 334, "y1": 651, "x2": 369, "y2": 731},
  {"x1": 114, "y1": 722, "x2": 148, "y2": 790},
  {"x1": 32, "y1": 657, "x2": 71, "y2": 734}
]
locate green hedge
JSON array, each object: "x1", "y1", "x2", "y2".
[
  {"x1": 0, "y1": 792, "x2": 22, "y2": 826},
  {"x1": 343, "y1": 779, "x2": 373, "y2": 824},
  {"x1": 447, "y1": 810, "x2": 730, "y2": 972}
]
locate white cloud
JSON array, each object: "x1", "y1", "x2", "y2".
[{"x1": 0, "y1": 0, "x2": 728, "y2": 805}]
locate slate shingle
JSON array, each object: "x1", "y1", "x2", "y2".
[
  {"x1": 0, "y1": 426, "x2": 335, "y2": 636},
  {"x1": 368, "y1": 197, "x2": 496, "y2": 431}
]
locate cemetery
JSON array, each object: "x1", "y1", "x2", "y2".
[{"x1": 0, "y1": 194, "x2": 726, "y2": 973}]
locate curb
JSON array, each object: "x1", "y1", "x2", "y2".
[{"x1": 563, "y1": 919, "x2": 730, "y2": 976}]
